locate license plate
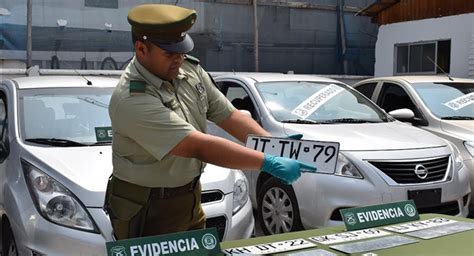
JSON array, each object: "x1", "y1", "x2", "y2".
[
  {"x1": 222, "y1": 239, "x2": 317, "y2": 255},
  {"x1": 245, "y1": 135, "x2": 340, "y2": 173},
  {"x1": 408, "y1": 188, "x2": 441, "y2": 208}
]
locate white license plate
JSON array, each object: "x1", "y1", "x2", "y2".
[
  {"x1": 222, "y1": 239, "x2": 316, "y2": 255},
  {"x1": 245, "y1": 135, "x2": 340, "y2": 173}
]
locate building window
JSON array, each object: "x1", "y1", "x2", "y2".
[
  {"x1": 85, "y1": 0, "x2": 118, "y2": 9},
  {"x1": 395, "y1": 40, "x2": 451, "y2": 75}
]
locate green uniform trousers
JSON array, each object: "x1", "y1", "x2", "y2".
[{"x1": 104, "y1": 176, "x2": 206, "y2": 240}]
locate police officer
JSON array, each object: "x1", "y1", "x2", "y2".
[{"x1": 105, "y1": 3, "x2": 316, "y2": 240}]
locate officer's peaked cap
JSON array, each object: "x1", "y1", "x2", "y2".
[{"x1": 128, "y1": 4, "x2": 196, "y2": 53}]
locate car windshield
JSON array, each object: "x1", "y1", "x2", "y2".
[
  {"x1": 19, "y1": 87, "x2": 113, "y2": 146},
  {"x1": 255, "y1": 81, "x2": 388, "y2": 123},
  {"x1": 413, "y1": 82, "x2": 474, "y2": 119}
]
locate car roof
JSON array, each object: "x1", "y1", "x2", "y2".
[
  {"x1": 6, "y1": 76, "x2": 119, "y2": 89},
  {"x1": 358, "y1": 75, "x2": 474, "y2": 85},
  {"x1": 212, "y1": 72, "x2": 342, "y2": 84}
]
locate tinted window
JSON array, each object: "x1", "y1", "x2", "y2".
[
  {"x1": 355, "y1": 82, "x2": 377, "y2": 99},
  {"x1": 379, "y1": 83, "x2": 418, "y2": 116}
]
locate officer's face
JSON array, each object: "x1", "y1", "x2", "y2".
[{"x1": 137, "y1": 41, "x2": 184, "y2": 81}]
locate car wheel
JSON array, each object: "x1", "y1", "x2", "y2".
[
  {"x1": 257, "y1": 177, "x2": 303, "y2": 235},
  {"x1": 3, "y1": 223, "x2": 18, "y2": 256}
]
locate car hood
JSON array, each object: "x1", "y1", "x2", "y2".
[
  {"x1": 22, "y1": 146, "x2": 234, "y2": 207},
  {"x1": 282, "y1": 122, "x2": 446, "y2": 151},
  {"x1": 440, "y1": 120, "x2": 474, "y2": 140}
]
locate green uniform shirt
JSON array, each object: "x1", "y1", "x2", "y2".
[{"x1": 109, "y1": 56, "x2": 235, "y2": 187}]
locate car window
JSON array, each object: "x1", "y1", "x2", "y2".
[
  {"x1": 379, "y1": 82, "x2": 420, "y2": 117},
  {"x1": 19, "y1": 87, "x2": 113, "y2": 144},
  {"x1": 255, "y1": 81, "x2": 387, "y2": 123},
  {"x1": 220, "y1": 82, "x2": 258, "y2": 120},
  {"x1": 412, "y1": 82, "x2": 474, "y2": 119},
  {"x1": 354, "y1": 82, "x2": 377, "y2": 99}
]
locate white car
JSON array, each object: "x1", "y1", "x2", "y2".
[
  {"x1": 352, "y1": 76, "x2": 474, "y2": 212},
  {"x1": 0, "y1": 76, "x2": 253, "y2": 256},
  {"x1": 208, "y1": 73, "x2": 471, "y2": 235}
]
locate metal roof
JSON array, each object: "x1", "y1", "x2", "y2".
[
  {"x1": 359, "y1": 75, "x2": 474, "y2": 84},
  {"x1": 356, "y1": 0, "x2": 400, "y2": 17},
  {"x1": 213, "y1": 72, "x2": 341, "y2": 84}
]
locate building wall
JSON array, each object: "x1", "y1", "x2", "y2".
[
  {"x1": 1, "y1": 0, "x2": 377, "y2": 75},
  {"x1": 374, "y1": 13, "x2": 474, "y2": 78}
]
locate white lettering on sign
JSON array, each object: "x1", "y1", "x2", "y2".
[
  {"x1": 357, "y1": 208, "x2": 404, "y2": 223},
  {"x1": 129, "y1": 238, "x2": 199, "y2": 256},
  {"x1": 383, "y1": 217, "x2": 457, "y2": 233},
  {"x1": 309, "y1": 228, "x2": 391, "y2": 245},
  {"x1": 291, "y1": 84, "x2": 344, "y2": 119},
  {"x1": 108, "y1": 129, "x2": 113, "y2": 137},
  {"x1": 444, "y1": 92, "x2": 474, "y2": 110}
]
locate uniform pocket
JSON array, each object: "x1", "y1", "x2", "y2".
[{"x1": 109, "y1": 194, "x2": 144, "y2": 239}]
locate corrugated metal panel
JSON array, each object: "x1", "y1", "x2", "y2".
[{"x1": 374, "y1": 0, "x2": 474, "y2": 25}]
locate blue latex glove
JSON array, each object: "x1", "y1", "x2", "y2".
[
  {"x1": 287, "y1": 134, "x2": 303, "y2": 140},
  {"x1": 261, "y1": 154, "x2": 317, "y2": 184}
]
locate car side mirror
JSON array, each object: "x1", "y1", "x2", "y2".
[{"x1": 388, "y1": 108, "x2": 415, "y2": 121}]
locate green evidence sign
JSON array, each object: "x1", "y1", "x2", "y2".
[
  {"x1": 106, "y1": 228, "x2": 222, "y2": 256},
  {"x1": 95, "y1": 126, "x2": 113, "y2": 142},
  {"x1": 340, "y1": 200, "x2": 419, "y2": 231}
]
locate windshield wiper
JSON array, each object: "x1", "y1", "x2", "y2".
[
  {"x1": 281, "y1": 119, "x2": 323, "y2": 124},
  {"x1": 88, "y1": 141, "x2": 112, "y2": 146},
  {"x1": 441, "y1": 116, "x2": 474, "y2": 120},
  {"x1": 25, "y1": 138, "x2": 89, "y2": 147},
  {"x1": 324, "y1": 118, "x2": 377, "y2": 124}
]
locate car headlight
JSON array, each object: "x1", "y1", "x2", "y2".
[
  {"x1": 464, "y1": 141, "x2": 474, "y2": 157},
  {"x1": 334, "y1": 153, "x2": 363, "y2": 179},
  {"x1": 21, "y1": 159, "x2": 98, "y2": 233},
  {"x1": 232, "y1": 170, "x2": 249, "y2": 214},
  {"x1": 447, "y1": 142, "x2": 464, "y2": 171}
]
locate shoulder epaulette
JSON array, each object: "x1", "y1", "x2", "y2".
[
  {"x1": 129, "y1": 80, "x2": 146, "y2": 94},
  {"x1": 184, "y1": 54, "x2": 200, "y2": 65}
]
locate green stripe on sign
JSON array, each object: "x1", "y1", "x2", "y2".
[{"x1": 340, "y1": 200, "x2": 419, "y2": 231}]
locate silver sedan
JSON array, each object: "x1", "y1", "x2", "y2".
[{"x1": 208, "y1": 73, "x2": 471, "y2": 235}]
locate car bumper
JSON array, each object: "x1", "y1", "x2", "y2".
[
  {"x1": 294, "y1": 151, "x2": 471, "y2": 229},
  {"x1": 11, "y1": 196, "x2": 253, "y2": 256}
]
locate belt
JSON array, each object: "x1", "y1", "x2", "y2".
[{"x1": 150, "y1": 176, "x2": 200, "y2": 199}]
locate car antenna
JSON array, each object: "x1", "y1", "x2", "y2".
[
  {"x1": 426, "y1": 56, "x2": 453, "y2": 81},
  {"x1": 59, "y1": 58, "x2": 93, "y2": 85}
]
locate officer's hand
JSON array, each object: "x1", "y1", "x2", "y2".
[
  {"x1": 287, "y1": 134, "x2": 303, "y2": 140},
  {"x1": 261, "y1": 154, "x2": 317, "y2": 185}
]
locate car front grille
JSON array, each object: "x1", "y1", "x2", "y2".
[
  {"x1": 206, "y1": 216, "x2": 227, "y2": 241},
  {"x1": 369, "y1": 156, "x2": 449, "y2": 184},
  {"x1": 201, "y1": 191, "x2": 224, "y2": 204}
]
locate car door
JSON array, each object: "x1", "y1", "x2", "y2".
[
  {"x1": 208, "y1": 78, "x2": 261, "y2": 201},
  {"x1": 376, "y1": 82, "x2": 428, "y2": 126}
]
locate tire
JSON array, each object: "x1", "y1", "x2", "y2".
[
  {"x1": 257, "y1": 177, "x2": 303, "y2": 235},
  {"x1": 3, "y1": 222, "x2": 18, "y2": 256}
]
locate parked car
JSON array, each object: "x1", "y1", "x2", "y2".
[
  {"x1": 0, "y1": 76, "x2": 253, "y2": 256},
  {"x1": 352, "y1": 76, "x2": 474, "y2": 212},
  {"x1": 208, "y1": 73, "x2": 471, "y2": 235}
]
